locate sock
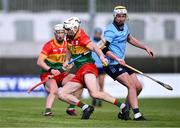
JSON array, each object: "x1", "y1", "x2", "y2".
[
  {"x1": 132, "y1": 108, "x2": 140, "y2": 114},
  {"x1": 113, "y1": 99, "x2": 125, "y2": 109},
  {"x1": 76, "y1": 101, "x2": 89, "y2": 111},
  {"x1": 45, "y1": 108, "x2": 51, "y2": 113},
  {"x1": 92, "y1": 98, "x2": 97, "y2": 106},
  {"x1": 125, "y1": 102, "x2": 131, "y2": 110},
  {"x1": 68, "y1": 104, "x2": 76, "y2": 110},
  {"x1": 98, "y1": 100, "x2": 102, "y2": 106}
]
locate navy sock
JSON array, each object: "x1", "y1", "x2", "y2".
[
  {"x1": 133, "y1": 108, "x2": 140, "y2": 114},
  {"x1": 125, "y1": 102, "x2": 131, "y2": 110}
]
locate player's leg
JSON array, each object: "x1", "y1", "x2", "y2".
[
  {"x1": 92, "y1": 68, "x2": 105, "y2": 106},
  {"x1": 58, "y1": 81, "x2": 83, "y2": 104},
  {"x1": 97, "y1": 73, "x2": 105, "y2": 106},
  {"x1": 129, "y1": 73, "x2": 143, "y2": 96},
  {"x1": 44, "y1": 79, "x2": 58, "y2": 116},
  {"x1": 84, "y1": 73, "x2": 129, "y2": 120},
  {"x1": 58, "y1": 81, "x2": 95, "y2": 119},
  {"x1": 61, "y1": 74, "x2": 79, "y2": 116},
  {"x1": 122, "y1": 70, "x2": 143, "y2": 118},
  {"x1": 116, "y1": 73, "x2": 145, "y2": 120}
]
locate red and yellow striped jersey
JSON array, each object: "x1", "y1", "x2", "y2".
[
  {"x1": 41, "y1": 38, "x2": 66, "y2": 63},
  {"x1": 40, "y1": 38, "x2": 67, "y2": 73},
  {"x1": 66, "y1": 28, "x2": 94, "y2": 68}
]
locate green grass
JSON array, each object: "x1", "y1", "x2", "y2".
[{"x1": 0, "y1": 98, "x2": 180, "y2": 128}]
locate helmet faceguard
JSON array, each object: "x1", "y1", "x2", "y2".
[
  {"x1": 63, "y1": 17, "x2": 81, "y2": 39},
  {"x1": 54, "y1": 24, "x2": 65, "y2": 42},
  {"x1": 113, "y1": 6, "x2": 128, "y2": 18},
  {"x1": 113, "y1": 6, "x2": 128, "y2": 27}
]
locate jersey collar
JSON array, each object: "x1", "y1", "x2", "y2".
[
  {"x1": 113, "y1": 21, "x2": 124, "y2": 31},
  {"x1": 53, "y1": 38, "x2": 64, "y2": 47}
]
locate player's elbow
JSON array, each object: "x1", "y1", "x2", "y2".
[{"x1": 37, "y1": 58, "x2": 42, "y2": 66}]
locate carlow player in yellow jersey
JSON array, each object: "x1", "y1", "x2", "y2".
[
  {"x1": 37, "y1": 24, "x2": 79, "y2": 116},
  {"x1": 58, "y1": 17, "x2": 129, "y2": 120}
]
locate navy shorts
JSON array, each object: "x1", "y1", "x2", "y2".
[
  {"x1": 97, "y1": 67, "x2": 105, "y2": 75},
  {"x1": 103, "y1": 64, "x2": 134, "y2": 80}
]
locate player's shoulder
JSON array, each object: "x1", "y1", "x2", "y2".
[
  {"x1": 79, "y1": 28, "x2": 88, "y2": 36},
  {"x1": 124, "y1": 23, "x2": 129, "y2": 29},
  {"x1": 43, "y1": 39, "x2": 54, "y2": 48},
  {"x1": 45, "y1": 39, "x2": 54, "y2": 45},
  {"x1": 105, "y1": 23, "x2": 116, "y2": 32}
]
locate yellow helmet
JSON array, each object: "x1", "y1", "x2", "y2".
[{"x1": 113, "y1": 6, "x2": 127, "y2": 17}]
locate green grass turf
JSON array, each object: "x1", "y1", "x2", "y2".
[{"x1": 0, "y1": 98, "x2": 180, "y2": 128}]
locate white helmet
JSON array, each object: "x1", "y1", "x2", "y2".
[
  {"x1": 54, "y1": 24, "x2": 64, "y2": 33},
  {"x1": 63, "y1": 17, "x2": 81, "y2": 32},
  {"x1": 113, "y1": 6, "x2": 127, "y2": 17}
]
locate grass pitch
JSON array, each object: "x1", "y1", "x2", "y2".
[{"x1": 0, "y1": 98, "x2": 180, "y2": 128}]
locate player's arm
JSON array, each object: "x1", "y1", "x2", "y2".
[
  {"x1": 37, "y1": 53, "x2": 61, "y2": 75},
  {"x1": 100, "y1": 40, "x2": 125, "y2": 65},
  {"x1": 37, "y1": 53, "x2": 51, "y2": 71},
  {"x1": 63, "y1": 46, "x2": 72, "y2": 68},
  {"x1": 127, "y1": 34, "x2": 154, "y2": 58},
  {"x1": 37, "y1": 43, "x2": 61, "y2": 75},
  {"x1": 64, "y1": 46, "x2": 71, "y2": 62},
  {"x1": 86, "y1": 42, "x2": 108, "y2": 66}
]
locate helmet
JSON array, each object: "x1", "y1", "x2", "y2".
[
  {"x1": 53, "y1": 24, "x2": 65, "y2": 41},
  {"x1": 54, "y1": 24, "x2": 64, "y2": 33},
  {"x1": 94, "y1": 27, "x2": 102, "y2": 34},
  {"x1": 63, "y1": 17, "x2": 81, "y2": 33},
  {"x1": 113, "y1": 6, "x2": 127, "y2": 17}
]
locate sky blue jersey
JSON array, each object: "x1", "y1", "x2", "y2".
[
  {"x1": 91, "y1": 37, "x2": 103, "y2": 68},
  {"x1": 104, "y1": 22, "x2": 130, "y2": 65}
]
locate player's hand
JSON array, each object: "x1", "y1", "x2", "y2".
[
  {"x1": 100, "y1": 57, "x2": 109, "y2": 67},
  {"x1": 145, "y1": 46, "x2": 154, "y2": 58},
  {"x1": 63, "y1": 61, "x2": 69, "y2": 69},
  {"x1": 51, "y1": 69, "x2": 61, "y2": 76},
  {"x1": 64, "y1": 63, "x2": 74, "y2": 71},
  {"x1": 117, "y1": 58, "x2": 126, "y2": 66}
]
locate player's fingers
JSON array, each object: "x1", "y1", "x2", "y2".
[
  {"x1": 121, "y1": 60, "x2": 126, "y2": 65},
  {"x1": 102, "y1": 59, "x2": 109, "y2": 67}
]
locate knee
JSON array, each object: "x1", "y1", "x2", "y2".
[
  {"x1": 136, "y1": 84, "x2": 143, "y2": 92},
  {"x1": 58, "y1": 90, "x2": 66, "y2": 100},
  {"x1": 126, "y1": 82, "x2": 136, "y2": 90},
  {"x1": 49, "y1": 89, "x2": 57, "y2": 95}
]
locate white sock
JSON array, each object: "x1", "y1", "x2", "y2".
[
  {"x1": 134, "y1": 112, "x2": 142, "y2": 119},
  {"x1": 120, "y1": 103, "x2": 126, "y2": 110},
  {"x1": 67, "y1": 108, "x2": 75, "y2": 110},
  {"x1": 82, "y1": 104, "x2": 89, "y2": 111}
]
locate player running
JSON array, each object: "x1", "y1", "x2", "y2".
[
  {"x1": 91, "y1": 28, "x2": 105, "y2": 107},
  {"x1": 58, "y1": 17, "x2": 129, "y2": 120},
  {"x1": 37, "y1": 24, "x2": 79, "y2": 116},
  {"x1": 102, "y1": 6, "x2": 154, "y2": 120}
]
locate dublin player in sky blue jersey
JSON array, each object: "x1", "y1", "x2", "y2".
[{"x1": 102, "y1": 6, "x2": 154, "y2": 120}]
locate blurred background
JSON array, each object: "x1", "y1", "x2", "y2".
[{"x1": 0, "y1": 0, "x2": 179, "y2": 98}]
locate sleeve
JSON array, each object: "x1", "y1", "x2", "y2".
[
  {"x1": 79, "y1": 30, "x2": 91, "y2": 47},
  {"x1": 125, "y1": 23, "x2": 130, "y2": 35},
  {"x1": 102, "y1": 41, "x2": 110, "y2": 54},
  {"x1": 126, "y1": 24, "x2": 131, "y2": 41},
  {"x1": 41, "y1": 43, "x2": 52, "y2": 56},
  {"x1": 104, "y1": 28, "x2": 115, "y2": 43}
]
